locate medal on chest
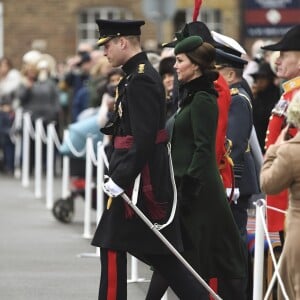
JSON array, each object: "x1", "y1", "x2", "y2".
[
  {"x1": 113, "y1": 82, "x2": 123, "y2": 118},
  {"x1": 117, "y1": 102, "x2": 123, "y2": 117}
]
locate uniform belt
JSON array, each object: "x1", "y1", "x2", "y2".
[
  {"x1": 113, "y1": 129, "x2": 168, "y2": 221},
  {"x1": 114, "y1": 129, "x2": 168, "y2": 148}
]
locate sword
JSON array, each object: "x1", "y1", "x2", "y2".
[{"x1": 100, "y1": 145, "x2": 222, "y2": 299}]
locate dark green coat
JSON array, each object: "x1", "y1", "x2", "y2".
[{"x1": 171, "y1": 76, "x2": 247, "y2": 279}]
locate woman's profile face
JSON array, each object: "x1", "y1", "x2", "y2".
[{"x1": 174, "y1": 53, "x2": 199, "y2": 83}]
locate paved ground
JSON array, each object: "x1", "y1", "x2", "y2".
[{"x1": 0, "y1": 174, "x2": 177, "y2": 300}]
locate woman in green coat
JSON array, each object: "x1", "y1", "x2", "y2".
[{"x1": 146, "y1": 36, "x2": 247, "y2": 300}]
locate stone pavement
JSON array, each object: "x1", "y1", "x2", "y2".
[{"x1": 0, "y1": 174, "x2": 177, "y2": 300}]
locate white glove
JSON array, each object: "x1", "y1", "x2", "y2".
[
  {"x1": 103, "y1": 177, "x2": 124, "y2": 198},
  {"x1": 226, "y1": 188, "x2": 240, "y2": 204}
]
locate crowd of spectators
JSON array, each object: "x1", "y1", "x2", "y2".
[{"x1": 0, "y1": 36, "x2": 282, "y2": 178}]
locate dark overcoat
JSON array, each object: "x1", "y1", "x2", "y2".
[
  {"x1": 91, "y1": 52, "x2": 183, "y2": 255},
  {"x1": 171, "y1": 76, "x2": 247, "y2": 279}
]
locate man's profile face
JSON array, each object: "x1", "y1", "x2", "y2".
[
  {"x1": 103, "y1": 38, "x2": 124, "y2": 67},
  {"x1": 276, "y1": 51, "x2": 300, "y2": 80}
]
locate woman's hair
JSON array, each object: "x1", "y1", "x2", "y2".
[
  {"x1": 186, "y1": 42, "x2": 218, "y2": 80},
  {"x1": 287, "y1": 90, "x2": 300, "y2": 128}
]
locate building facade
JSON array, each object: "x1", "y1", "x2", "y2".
[
  {"x1": 0, "y1": 0, "x2": 245, "y2": 69},
  {"x1": 2, "y1": 0, "x2": 298, "y2": 69}
]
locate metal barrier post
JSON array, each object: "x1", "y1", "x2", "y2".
[
  {"x1": 34, "y1": 118, "x2": 43, "y2": 198},
  {"x1": 14, "y1": 108, "x2": 23, "y2": 179},
  {"x1": 46, "y1": 123, "x2": 55, "y2": 209},
  {"x1": 61, "y1": 130, "x2": 70, "y2": 199},
  {"x1": 79, "y1": 141, "x2": 104, "y2": 258},
  {"x1": 21, "y1": 112, "x2": 31, "y2": 187},
  {"x1": 253, "y1": 199, "x2": 266, "y2": 300},
  {"x1": 82, "y1": 136, "x2": 93, "y2": 239}
]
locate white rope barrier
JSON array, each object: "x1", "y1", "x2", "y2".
[
  {"x1": 65, "y1": 133, "x2": 86, "y2": 158},
  {"x1": 50, "y1": 124, "x2": 62, "y2": 150},
  {"x1": 258, "y1": 207, "x2": 289, "y2": 300},
  {"x1": 27, "y1": 113, "x2": 36, "y2": 140},
  {"x1": 264, "y1": 255, "x2": 284, "y2": 300},
  {"x1": 265, "y1": 205, "x2": 287, "y2": 215},
  {"x1": 253, "y1": 199, "x2": 289, "y2": 300}
]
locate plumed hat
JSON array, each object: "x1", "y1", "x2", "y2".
[
  {"x1": 162, "y1": 21, "x2": 217, "y2": 48},
  {"x1": 162, "y1": 1, "x2": 217, "y2": 48}
]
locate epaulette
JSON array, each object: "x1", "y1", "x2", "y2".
[
  {"x1": 230, "y1": 87, "x2": 239, "y2": 96},
  {"x1": 230, "y1": 87, "x2": 252, "y2": 109},
  {"x1": 137, "y1": 63, "x2": 145, "y2": 74}
]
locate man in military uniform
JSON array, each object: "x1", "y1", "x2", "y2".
[
  {"x1": 261, "y1": 24, "x2": 300, "y2": 242},
  {"x1": 91, "y1": 19, "x2": 209, "y2": 300},
  {"x1": 215, "y1": 48, "x2": 261, "y2": 299},
  {"x1": 215, "y1": 48, "x2": 261, "y2": 240}
]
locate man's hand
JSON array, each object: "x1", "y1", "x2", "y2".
[{"x1": 102, "y1": 177, "x2": 124, "y2": 198}]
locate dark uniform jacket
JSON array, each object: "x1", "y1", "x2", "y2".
[
  {"x1": 91, "y1": 52, "x2": 183, "y2": 255},
  {"x1": 227, "y1": 82, "x2": 260, "y2": 196},
  {"x1": 171, "y1": 76, "x2": 247, "y2": 279}
]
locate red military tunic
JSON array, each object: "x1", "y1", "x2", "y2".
[
  {"x1": 214, "y1": 74, "x2": 234, "y2": 190},
  {"x1": 265, "y1": 76, "x2": 300, "y2": 232}
]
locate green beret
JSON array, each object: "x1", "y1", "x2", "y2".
[{"x1": 174, "y1": 36, "x2": 203, "y2": 55}]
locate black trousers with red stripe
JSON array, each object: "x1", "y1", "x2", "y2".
[
  {"x1": 98, "y1": 248, "x2": 209, "y2": 300},
  {"x1": 99, "y1": 249, "x2": 127, "y2": 300}
]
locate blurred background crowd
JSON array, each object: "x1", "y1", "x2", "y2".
[{"x1": 0, "y1": 36, "x2": 281, "y2": 176}]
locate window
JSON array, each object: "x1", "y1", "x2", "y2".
[
  {"x1": 174, "y1": 8, "x2": 222, "y2": 33},
  {"x1": 198, "y1": 8, "x2": 222, "y2": 33},
  {"x1": 77, "y1": 7, "x2": 132, "y2": 46}
]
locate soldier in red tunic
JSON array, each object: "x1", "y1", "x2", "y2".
[{"x1": 261, "y1": 25, "x2": 300, "y2": 240}]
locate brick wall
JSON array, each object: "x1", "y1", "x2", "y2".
[
  {"x1": 1, "y1": 0, "x2": 242, "y2": 70},
  {"x1": 1, "y1": 0, "x2": 155, "y2": 69}
]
